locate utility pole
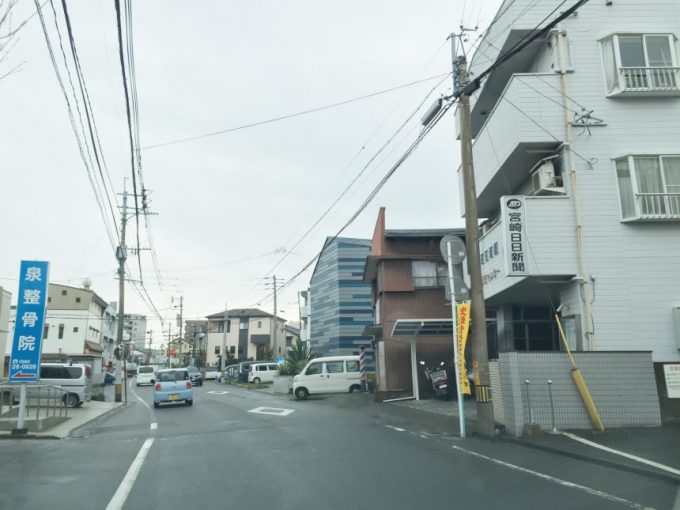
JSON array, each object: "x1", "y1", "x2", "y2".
[
  {"x1": 221, "y1": 301, "x2": 228, "y2": 376},
  {"x1": 176, "y1": 296, "x2": 184, "y2": 366},
  {"x1": 147, "y1": 330, "x2": 153, "y2": 364},
  {"x1": 114, "y1": 183, "x2": 128, "y2": 404},
  {"x1": 271, "y1": 275, "x2": 278, "y2": 356},
  {"x1": 167, "y1": 323, "x2": 171, "y2": 368},
  {"x1": 451, "y1": 33, "x2": 495, "y2": 437}
]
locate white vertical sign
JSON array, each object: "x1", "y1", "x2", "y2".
[{"x1": 502, "y1": 196, "x2": 529, "y2": 276}]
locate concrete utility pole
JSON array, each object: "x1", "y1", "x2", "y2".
[
  {"x1": 166, "y1": 323, "x2": 171, "y2": 368},
  {"x1": 271, "y1": 275, "x2": 278, "y2": 356},
  {"x1": 221, "y1": 301, "x2": 229, "y2": 375},
  {"x1": 451, "y1": 33, "x2": 495, "y2": 437},
  {"x1": 176, "y1": 296, "x2": 184, "y2": 366},
  {"x1": 114, "y1": 183, "x2": 128, "y2": 403},
  {"x1": 147, "y1": 330, "x2": 153, "y2": 364}
]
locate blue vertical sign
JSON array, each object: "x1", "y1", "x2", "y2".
[{"x1": 9, "y1": 260, "x2": 50, "y2": 382}]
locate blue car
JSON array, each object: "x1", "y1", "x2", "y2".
[{"x1": 153, "y1": 369, "x2": 193, "y2": 408}]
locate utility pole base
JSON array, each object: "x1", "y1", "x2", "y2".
[{"x1": 114, "y1": 383, "x2": 122, "y2": 403}]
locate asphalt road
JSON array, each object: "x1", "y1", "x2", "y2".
[{"x1": 0, "y1": 380, "x2": 678, "y2": 510}]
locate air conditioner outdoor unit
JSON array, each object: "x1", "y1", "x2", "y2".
[{"x1": 531, "y1": 159, "x2": 565, "y2": 195}]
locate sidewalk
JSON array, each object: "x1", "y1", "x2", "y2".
[{"x1": 0, "y1": 384, "x2": 124, "y2": 439}]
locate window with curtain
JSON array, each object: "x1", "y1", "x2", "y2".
[
  {"x1": 615, "y1": 155, "x2": 680, "y2": 219},
  {"x1": 412, "y1": 261, "x2": 447, "y2": 287},
  {"x1": 601, "y1": 34, "x2": 678, "y2": 93}
]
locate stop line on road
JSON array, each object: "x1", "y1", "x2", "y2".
[{"x1": 248, "y1": 407, "x2": 295, "y2": 417}]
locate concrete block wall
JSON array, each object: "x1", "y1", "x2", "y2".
[{"x1": 499, "y1": 351, "x2": 662, "y2": 436}]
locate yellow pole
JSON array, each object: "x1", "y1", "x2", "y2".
[{"x1": 555, "y1": 313, "x2": 604, "y2": 431}]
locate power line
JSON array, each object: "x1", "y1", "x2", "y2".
[
  {"x1": 33, "y1": 0, "x2": 118, "y2": 252},
  {"x1": 141, "y1": 73, "x2": 451, "y2": 150}
]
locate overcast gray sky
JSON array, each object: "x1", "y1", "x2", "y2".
[{"x1": 1, "y1": 0, "x2": 502, "y2": 345}]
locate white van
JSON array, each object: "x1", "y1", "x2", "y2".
[
  {"x1": 136, "y1": 365, "x2": 156, "y2": 386},
  {"x1": 37, "y1": 363, "x2": 92, "y2": 408},
  {"x1": 248, "y1": 362, "x2": 279, "y2": 384},
  {"x1": 293, "y1": 356, "x2": 362, "y2": 400}
]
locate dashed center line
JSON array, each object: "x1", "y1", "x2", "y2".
[
  {"x1": 385, "y1": 425, "x2": 406, "y2": 432},
  {"x1": 150, "y1": 423, "x2": 157, "y2": 430}
]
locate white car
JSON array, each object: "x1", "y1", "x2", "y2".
[
  {"x1": 136, "y1": 365, "x2": 156, "y2": 386},
  {"x1": 293, "y1": 356, "x2": 362, "y2": 400},
  {"x1": 247, "y1": 362, "x2": 279, "y2": 384},
  {"x1": 202, "y1": 367, "x2": 219, "y2": 380}
]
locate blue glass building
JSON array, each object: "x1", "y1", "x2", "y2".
[{"x1": 309, "y1": 237, "x2": 374, "y2": 367}]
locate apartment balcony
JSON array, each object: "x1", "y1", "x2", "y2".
[
  {"x1": 460, "y1": 73, "x2": 565, "y2": 218},
  {"x1": 465, "y1": 196, "x2": 578, "y2": 302},
  {"x1": 626, "y1": 193, "x2": 680, "y2": 221},
  {"x1": 609, "y1": 66, "x2": 680, "y2": 97}
]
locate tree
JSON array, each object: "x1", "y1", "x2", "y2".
[
  {"x1": 1, "y1": 1, "x2": 27, "y2": 81},
  {"x1": 283, "y1": 338, "x2": 316, "y2": 375}
]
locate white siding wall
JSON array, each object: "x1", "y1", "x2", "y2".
[{"x1": 472, "y1": 0, "x2": 680, "y2": 361}]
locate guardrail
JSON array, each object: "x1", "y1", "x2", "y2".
[{"x1": 0, "y1": 382, "x2": 69, "y2": 425}]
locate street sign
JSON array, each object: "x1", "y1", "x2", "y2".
[
  {"x1": 440, "y1": 235, "x2": 466, "y2": 264},
  {"x1": 9, "y1": 260, "x2": 50, "y2": 382}
]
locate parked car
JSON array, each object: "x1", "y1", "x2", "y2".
[
  {"x1": 202, "y1": 366, "x2": 219, "y2": 380},
  {"x1": 217, "y1": 364, "x2": 239, "y2": 383},
  {"x1": 36, "y1": 362, "x2": 93, "y2": 408},
  {"x1": 293, "y1": 356, "x2": 362, "y2": 400},
  {"x1": 247, "y1": 362, "x2": 279, "y2": 384},
  {"x1": 136, "y1": 365, "x2": 156, "y2": 386},
  {"x1": 186, "y1": 366, "x2": 203, "y2": 386},
  {"x1": 154, "y1": 369, "x2": 193, "y2": 408},
  {"x1": 237, "y1": 360, "x2": 265, "y2": 382}
]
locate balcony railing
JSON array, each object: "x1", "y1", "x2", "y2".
[
  {"x1": 635, "y1": 193, "x2": 680, "y2": 220},
  {"x1": 620, "y1": 66, "x2": 680, "y2": 92}
]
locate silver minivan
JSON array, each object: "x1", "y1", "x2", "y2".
[{"x1": 35, "y1": 363, "x2": 93, "y2": 408}]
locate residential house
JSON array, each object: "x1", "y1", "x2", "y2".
[
  {"x1": 204, "y1": 308, "x2": 286, "y2": 365},
  {"x1": 184, "y1": 320, "x2": 208, "y2": 365},
  {"x1": 284, "y1": 324, "x2": 301, "y2": 351},
  {"x1": 309, "y1": 237, "x2": 374, "y2": 363},
  {"x1": 298, "y1": 290, "x2": 311, "y2": 342},
  {"x1": 363, "y1": 208, "x2": 466, "y2": 394}
]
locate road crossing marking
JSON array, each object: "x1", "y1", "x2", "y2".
[
  {"x1": 450, "y1": 444, "x2": 652, "y2": 510},
  {"x1": 105, "y1": 438, "x2": 154, "y2": 510},
  {"x1": 248, "y1": 407, "x2": 295, "y2": 416}
]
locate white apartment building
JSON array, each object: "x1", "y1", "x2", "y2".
[
  {"x1": 123, "y1": 314, "x2": 147, "y2": 351},
  {"x1": 459, "y1": 0, "x2": 680, "y2": 363},
  {"x1": 204, "y1": 308, "x2": 286, "y2": 366}
]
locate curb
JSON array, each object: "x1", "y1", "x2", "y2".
[
  {"x1": 499, "y1": 435, "x2": 680, "y2": 485},
  {"x1": 68, "y1": 402, "x2": 127, "y2": 439}
]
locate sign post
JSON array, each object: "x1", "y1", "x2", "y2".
[
  {"x1": 9, "y1": 260, "x2": 50, "y2": 433},
  {"x1": 440, "y1": 236, "x2": 467, "y2": 438}
]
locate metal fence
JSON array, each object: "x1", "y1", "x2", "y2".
[
  {"x1": 636, "y1": 193, "x2": 680, "y2": 219},
  {"x1": 0, "y1": 382, "x2": 69, "y2": 423},
  {"x1": 620, "y1": 66, "x2": 680, "y2": 91}
]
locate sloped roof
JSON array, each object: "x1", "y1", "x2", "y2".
[{"x1": 205, "y1": 308, "x2": 284, "y2": 320}]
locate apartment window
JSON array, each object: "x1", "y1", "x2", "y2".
[
  {"x1": 61, "y1": 290, "x2": 67, "y2": 296},
  {"x1": 76, "y1": 297, "x2": 81, "y2": 303},
  {"x1": 412, "y1": 261, "x2": 447, "y2": 288},
  {"x1": 239, "y1": 320, "x2": 248, "y2": 330},
  {"x1": 58, "y1": 324, "x2": 64, "y2": 339},
  {"x1": 615, "y1": 155, "x2": 680, "y2": 220},
  {"x1": 601, "y1": 34, "x2": 679, "y2": 94},
  {"x1": 512, "y1": 306, "x2": 559, "y2": 351},
  {"x1": 215, "y1": 346, "x2": 220, "y2": 355},
  {"x1": 230, "y1": 346, "x2": 236, "y2": 354},
  {"x1": 73, "y1": 327, "x2": 79, "y2": 333},
  {"x1": 44, "y1": 324, "x2": 49, "y2": 339},
  {"x1": 48, "y1": 297, "x2": 51, "y2": 303},
  {"x1": 258, "y1": 320, "x2": 262, "y2": 329}
]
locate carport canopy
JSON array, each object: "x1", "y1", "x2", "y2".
[{"x1": 390, "y1": 319, "x2": 454, "y2": 401}]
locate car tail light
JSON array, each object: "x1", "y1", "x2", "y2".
[
  {"x1": 155, "y1": 383, "x2": 161, "y2": 391},
  {"x1": 185, "y1": 381, "x2": 192, "y2": 389}
]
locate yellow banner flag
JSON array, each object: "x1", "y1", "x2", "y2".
[{"x1": 456, "y1": 301, "x2": 471, "y2": 395}]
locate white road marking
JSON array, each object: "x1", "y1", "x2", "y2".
[
  {"x1": 105, "y1": 438, "x2": 155, "y2": 510},
  {"x1": 562, "y1": 431, "x2": 680, "y2": 477},
  {"x1": 450, "y1": 445, "x2": 653, "y2": 510},
  {"x1": 248, "y1": 407, "x2": 295, "y2": 416},
  {"x1": 150, "y1": 423, "x2": 157, "y2": 430},
  {"x1": 673, "y1": 485, "x2": 680, "y2": 510},
  {"x1": 207, "y1": 390, "x2": 230, "y2": 395},
  {"x1": 385, "y1": 425, "x2": 406, "y2": 432}
]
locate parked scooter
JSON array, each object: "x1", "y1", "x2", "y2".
[{"x1": 419, "y1": 361, "x2": 451, "y2": 400}]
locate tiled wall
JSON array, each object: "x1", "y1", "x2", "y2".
[{"x1": 499, "y1": 351, "x2": 662, "y2": 436}]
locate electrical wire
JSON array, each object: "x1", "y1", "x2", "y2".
[{"x1": 141, "y1": 73, "x2": 451, "y2": 150}]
